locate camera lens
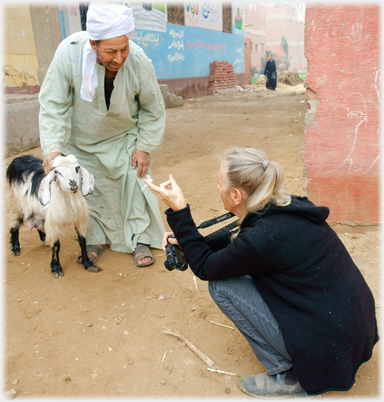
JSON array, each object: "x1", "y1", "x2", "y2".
[{"x1": 164, "y1": 259, "x2": 174, "y2": 271}]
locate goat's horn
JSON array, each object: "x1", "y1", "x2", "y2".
[
  {"x1": 39, "y1": 169, "x2": 56, "y2": 206},
  {"x1": 79, "y1": 166, "x2": 95, "y2": 196}
]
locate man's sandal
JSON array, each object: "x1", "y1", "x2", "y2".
[
  {"x1": 134, "y1": 244, "x2": 155, "y2": 267},
  {"x1": 77, "y1": 244, "x2": 106, "y2": 267}
]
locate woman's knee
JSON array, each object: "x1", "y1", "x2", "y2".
[
  {"x1": 208, "y1": 280, "x2": 220, "y2": 299},
  {"x1": 208, "y1": 276, "x2": 251, "y2": 302}
]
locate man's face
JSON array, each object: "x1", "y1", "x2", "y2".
[
  {"x1": 90, "y1": 35, "x2": 129, "y2": 73},
  {"x1": 269, "y1": 55, "x2": 273, "y2": 61}
]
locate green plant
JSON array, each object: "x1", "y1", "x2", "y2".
[{"x1": 281, "y1": 35, "x2": 289, "y2": 58}]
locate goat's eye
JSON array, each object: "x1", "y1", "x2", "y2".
[{"x1": 75, "y1": 166, "x2": 80, "y2": 173}]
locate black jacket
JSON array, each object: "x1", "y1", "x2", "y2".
[{"x1": 165, "y1": 196, "x2": 378, "y2": 395}]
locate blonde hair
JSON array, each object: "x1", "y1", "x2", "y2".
[{"x1": 220, "y1": 147, "x2": 291, "y2": 218}]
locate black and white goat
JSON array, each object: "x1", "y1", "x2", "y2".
[{"x1": 6, "y1": 154, "x2": 101, "y2": 278}]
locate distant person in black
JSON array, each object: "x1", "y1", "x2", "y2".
[{"x1": 264, "y1": 54, "x2": 277, "y2": 90}]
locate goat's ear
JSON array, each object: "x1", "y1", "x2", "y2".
[
  {"x1": 79, "y1": 166, "x2": 95, "y2": 196},
  {"x1": 39, "y1": 169, "x2": 57, "y2": 206}
]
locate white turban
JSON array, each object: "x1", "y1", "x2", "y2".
[{"x1": 80, "y1": 2, "x2": 135, "y2": 102}]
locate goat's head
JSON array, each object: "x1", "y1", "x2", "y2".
[{"x1": 39, "y1": 155, "x2": 95, "y2": 206}]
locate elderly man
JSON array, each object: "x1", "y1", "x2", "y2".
[{"x1": 38, "y1": 2, "x2": 166, "y2": 268}]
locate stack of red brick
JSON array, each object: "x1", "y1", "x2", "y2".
[{"x1": 208, "y1": 61, "x2": 236, "y2": 95}]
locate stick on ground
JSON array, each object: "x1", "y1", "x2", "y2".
[{"x1": 162, "y1": 327, "x2": 239, "y2": 376}]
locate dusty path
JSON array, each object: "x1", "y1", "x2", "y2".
[{"x1": 3, "y1": 84, "x2": 380, "y2": 398}]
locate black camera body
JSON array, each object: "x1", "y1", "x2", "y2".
[
  {"x1": 163, "y1": 212, "x2": 239, "y2": 272},
  {"x1": 164, "y1": 235, "x2": 188, "y2": 271}
]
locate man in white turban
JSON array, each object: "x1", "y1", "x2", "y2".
[{"x1": 39, "y1": 2, "x2": 166, "y2": 268}]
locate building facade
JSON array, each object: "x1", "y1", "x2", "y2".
[{"x1": 245, "y1": 3, "x2": 305, "y2": 74}]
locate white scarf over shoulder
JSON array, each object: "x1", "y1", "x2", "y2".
[{"x1": 80, "y1": 2, "x2": 135, "y2": 102}]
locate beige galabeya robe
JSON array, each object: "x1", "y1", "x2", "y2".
[{"x1": 39, "y1": 31, "x2": 166, "y2": 253}]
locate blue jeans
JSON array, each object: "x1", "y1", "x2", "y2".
[{"x1": 209, "y1": 276, "x2": 292, "y2": 375}]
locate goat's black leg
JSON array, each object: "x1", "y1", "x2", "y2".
[
  {"x1": 77, "y1": 232, "x2": 102, "y2": 272},
  {"x1": 10, "y1": 227, "x2": 20, "y2": 256},
  {"x1": 51, "y1": 240, "x2": 64, "y2": 278},
  {"x1": 38, "y1": 229, "x2": 46, "y2": 244}
]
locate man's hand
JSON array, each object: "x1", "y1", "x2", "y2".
[
  {"x1": 132, "y1": 149, "x2": 149, "y2": 178},
  {"x1": 43, "y1": 152, "x2": 62, "y2": 175}
]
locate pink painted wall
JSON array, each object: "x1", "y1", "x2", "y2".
[{"x1": 304, "y1": 4, "x2": 380, "y2": 225}]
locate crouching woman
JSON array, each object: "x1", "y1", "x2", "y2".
[{"x1": 143, "y1": 147, "x2": 378, "y2": 398}]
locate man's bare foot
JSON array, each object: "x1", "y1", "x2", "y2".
[{"x1": 133, "y1": 244, "x2": 155, "y2": 267}]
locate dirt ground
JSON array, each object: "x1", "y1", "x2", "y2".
[{"x1": 3, "y1": 83, "x2": 381, "y2": 399}]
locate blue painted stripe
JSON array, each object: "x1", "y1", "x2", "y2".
[{"x1": 59, "y1": 10, "x2": 66, "y2": 40}]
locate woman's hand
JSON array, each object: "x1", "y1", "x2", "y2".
[
  {"x1": 162, "y1": 231, "x2": 179, "y2": 251},
  {"x1": 143, "y1": 174, "x2": 187, "y2": 211}
]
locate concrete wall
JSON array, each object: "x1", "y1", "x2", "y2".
[
  {"x1": 303, "y1": 4, "x2": 380, "y2": 227},
  {"x1": 3, "y1": 94, "x2": 40, "y2": 158},
  {"x1": 29, "y1": 4, "x2": 63, "y2": 89},
  {"x1": 3, "y1": 5, "x2": 40, "y2": 93}
]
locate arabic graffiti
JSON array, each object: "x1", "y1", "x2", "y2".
[
  {"x1": 169, "y1": 29, "x2": 184, "y2": 39},
  {"x1": 186, "y1": 40, "x2": 226, "y2": 51},
  {"x1": 167, "y1": 52, "x2": 185, "y2": 62},
  {"x1": 132, "y1": 31, "x2": 160, "y2": 48},
  {"x1": 168, "y1": 39, "x2": 184, "y2": 51},
  {"x1": 69, "y1": 4, "x2": 78, "y2": 17},
  {"x1": 234, "y1": 45, "x2": 244, "y2": 64},
  {"x1": 168, "y1": 30, "x2": 185, "y2": 63}
]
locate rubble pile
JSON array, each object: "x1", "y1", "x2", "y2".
[{"x1": 277, "y1": 71, "x2": 304, "y2": 86}]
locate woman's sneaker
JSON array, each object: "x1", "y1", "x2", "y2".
[{"x1": 238, "y1": 369, "x2": 309, "y2": 399}]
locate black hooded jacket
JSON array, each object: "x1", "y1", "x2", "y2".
[{"x1": 165, "y1": 196, "x2": 378, "y2": 395}]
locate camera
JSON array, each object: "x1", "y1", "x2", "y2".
[
  {"x1": 164, "y1": 235, "x2": 188, "y2": 271},
  {"x1": 163, "y1": 212, "x2": 239, "y2": 272}
]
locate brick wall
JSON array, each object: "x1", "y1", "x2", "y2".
[
  {"x1": 208, "y1": 61, "x2": 236, "y2": 95},
  {"x1": 304, "y1": 4, "x2": 380, "y2": 227}
]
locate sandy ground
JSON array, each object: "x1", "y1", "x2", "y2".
[{"x1": 3, "y1": 83, "x2": 381, "y2": 399}]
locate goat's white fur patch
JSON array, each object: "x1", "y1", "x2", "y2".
[{"x1": 9, "y1": 154, "x2": 94, "y2": 246}]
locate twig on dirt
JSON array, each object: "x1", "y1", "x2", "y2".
[
  {"x1": 162, "y1": 327, "x2": 214, "y2": 367},
  {"x1": 162, "y1": 326, "x2": 239, "y2": 376},
  {"x1": 375, "y1": 302, "x2": 381, "y2": 308},
  {"x1": 114, "y1": 331, "x2": 124, "y2": 355},
  {"x1": 193, "y1": 275, "x2": 198, "y2": 291},
  {"x1": 130, "y1": 268, "x2": 144, "y2": 276},
  {"x1": 162, "y1": 351, "x2": 167, "y2": 364},
  {"x1": 210, "y1": 320, "x2": 234, "y2": 330},
  {"x1": 207, "y1": 367, "x2": 240, "y2": 376}
]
